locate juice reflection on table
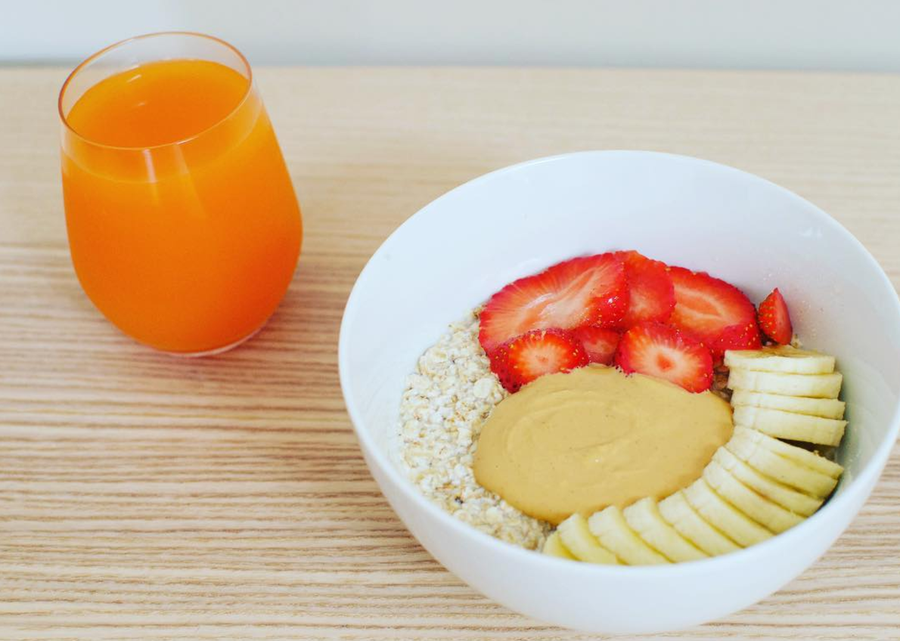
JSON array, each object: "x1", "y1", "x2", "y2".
[{"x1": 61, "y1": 52, "x2": 301, "y2": 354}]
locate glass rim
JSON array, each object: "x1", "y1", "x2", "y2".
[{"x1": 58, "y1": 31, "x2": 254, "y2": 152}]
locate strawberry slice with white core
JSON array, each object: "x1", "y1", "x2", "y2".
[
  {"x1": 571, "y1": 325, "x2": 621, "y2": 365},
  {"x1": 758, "y1": 288, "x2": 793, "y2": 345},
  {"x1": 615, "y1": 322, "x2": 714, "y2": 393},
  {"x1": 490, "y1": 328, "x2": 589, "y2": 393},
  {"x1": 617, "y1": 251, "x2": 675, "y2": 327},
  {"x1": 667, "y1": 266, "x2": 757, "y2": 345},
  {"x1": 478, "y1": 253, "x2": 628, "y2": 353}
]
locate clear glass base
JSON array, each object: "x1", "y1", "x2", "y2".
[{"x1": 165, "y1": 324, "x2": 264, "y2": 358}]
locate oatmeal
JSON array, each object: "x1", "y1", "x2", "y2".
[
  {"x1": 397, "y1": 250, "x2": 846, "y2": 563},
  {"x1": 398, "y1": 311, "x2": 550, "y2": 549}
]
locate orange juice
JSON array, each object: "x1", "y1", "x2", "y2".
[{"x1": 61, "y1": 53, "x2": 301, "y2": 353}]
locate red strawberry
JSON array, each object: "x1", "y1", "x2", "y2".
[
  {"x1": 667, "y1": 267, "x2": 757, "y2": 345},
  {"x1": 616, "y1": 251, "x2": 675, "y2": 327},
  {"x1": 572, "y1": 325, "x2": 621, "y2": 365},
  {"x1": 615, "y1": 322, "x2": 713, "y2": 393},
  {"x1": 490, "y1": 328, "x2": 589, "y2": 393},
  {"x1": 711, "y1": 322, "x2": 762, "y2": 359},
  {"x1": 758, "y1": 288, "x2": 793, "y2": 345},
  {"x1": 478, "y1": 253, "x2": 628, "y2": 353}
]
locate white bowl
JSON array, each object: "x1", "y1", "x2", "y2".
[{"x1": 338, "y1": 151, "x2": 900, "y2": 634}]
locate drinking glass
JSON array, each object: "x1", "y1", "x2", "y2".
[{"x1": 59, "y1": 32, "x2": 302, "y2": 355}]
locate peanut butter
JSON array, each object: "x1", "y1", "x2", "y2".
[{"x1": 473, "y1": 365, "x2": 733, "y2": 524}]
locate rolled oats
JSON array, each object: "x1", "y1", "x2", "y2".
[{"x1": 398, "y1": 311, "x2": 550, "y2": 549}]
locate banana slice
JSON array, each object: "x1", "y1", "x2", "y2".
[
  {"x1": 733, "y1": 406, "x2": 846, "y2": 446},
  {"x1": 713, "y1": 448, "x2": 823, "y2": 516},
  {"x1": 733, "y1": 426, "x2": 844, "y2": 478},
  {"x1": 658, "y1": 491, "x2": 740, "y2": 556},
  {"x1": 726, "y1": 431, "x2": 838, "y2": 497},
  {"x1": 727, "y1": 369, "x2": 843, "y2": 398},
  {"x1": 683, "y1": 479, "x2": 773, "y2": 546},
  {"x1": 703, "y1": 461, "x2": 804, "y2": 533},
  {"x1": 724, "y1": 346, "x2": 835, "y2": 374},
  {"x1": 730, "y1": 389, "x2": 845, "y2": 420},
  {"x1": 623, "y1": 497, "x2": 707, "y2": 562},
  {"x1": 588, "y1": 506, "x2": 670, "y2": 565},
  {"x1": 557, "y1": 514, "x2": 618, "y2": 564},
  {"x1": 542, "y1": 531, "x2": 577, "y2": 560}
]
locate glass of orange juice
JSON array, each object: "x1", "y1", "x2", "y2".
[{"x1": 58, "y1": 32, "x2": 302, "y2": 355}]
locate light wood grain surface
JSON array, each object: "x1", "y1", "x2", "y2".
[{"x1": 1, "y1": 67, "x2": 899, "y2": 641}]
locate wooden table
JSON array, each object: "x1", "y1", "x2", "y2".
[{"x1": 2, "y1": 67, "x2": 899, "y2": 640}]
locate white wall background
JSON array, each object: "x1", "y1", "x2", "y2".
[{"x1": 3, "y1": 0, "x2": 900, "y2": 71}]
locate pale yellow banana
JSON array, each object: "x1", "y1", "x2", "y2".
[
  {"x1": 658, "y1": 491, "x2": 740, "y2": 556},
  {"x1": 713, "y1": 448, "x2": 823, "y2": 516},
  {"x1": 733, "y1": 426, "x2": 844, "y2": 478},
  {"x1": 727, "y1": 369, "x2": 843, "y2": 398},
  {"x1": 623, "y1": 497, "x2": 707, "y2": 562},
  {"x1": 557, "y1": 514, "x2": 618, "y2": 564},
  {"x1": 683, "y1": 479, "x2": 773, "y2": 546},
  {"x1": 724, "y1": 346, "x2": 835, "y2": 374},
  {"x1": 733, "y1": 406, "x2": 846, "y2": 446},
  {"x1": 726, "y1": 430, "x2": 838, "y2": 497},
  {"x1": 588, "y1": 506, "x2": 670, "y2": 565},
  {"x1": 730, "y1": 389, "x2": 845, "y2": 420},
  {"x1": 542, "y1": 531, "x2": 577, "y2": 559},
  {"x1": 703, "y1": 461, "x2": 804, "y2": 533}
]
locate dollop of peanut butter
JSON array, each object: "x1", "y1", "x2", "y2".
[{"x1": 473, "y1": 365, "x2": 733, "y2": 525}]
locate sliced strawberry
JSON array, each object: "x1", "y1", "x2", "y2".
[
  {"x1": 478, "y1": 253, "x2": 628, "y2": 353},
  {"x1": 572, "y1": 325, "x2": 621, "y2": 365},
  {"x1": 616, "y1": 250, "x2": 675, "y2": 327},
  {"x1": 593, "y1": 261, "x2": 631, "y2": 329},
  {"x1": 758, "y1": 288, "x2": 793, "y2": 345},
  {"x1": 711, "y1": 321, "x2": 762, "y2": 359},
  {"x1": 615, "y1": 322, "x2": 713, "y2": 393},
  {"x1": 667, "y1": 267, "x2": 757, "y2": 345},
  {"x1": 490, "y1": 328, "x2": 589, "y2": 393}
]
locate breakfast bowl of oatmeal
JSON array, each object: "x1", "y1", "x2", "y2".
[{"x1": 338, "y1": 151, "x2": 900, "y2": 633}]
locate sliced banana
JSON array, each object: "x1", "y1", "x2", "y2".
[
  {"x1": 733, "y1": 406, "x2": 846, "y2": 446},
  {"x1": 730, "y1": 389, "x2": 845, "y2": 420},
  {"x1": 658, "y1": 491, "x2": 740, "y2": 556},
  {"x1": 713, "y1": 448, "x2": 823, "y2": 516},
  {"x1": 623, "y1": 497, "x2": 707, "y2": 562},
  {"x1": 588, "y1": 506, "x2": 670, "y2": 565},
  {"x1": 724, "y1": 346, "x2": 835, "y2": 374},
  {"x1": 727, "y1": 369, "x2": 843, "y2": 398},
  {"x1": 683, "y1": 479, "x2": 773, "y2": 546},
  {"x1": 542, "y1": 531, "x2": 577, "y2": 559},
  {"x1": 733, "y1": 426, "x2": 844, "y2": 478},
  {"x1": 557, "y1": 514, "x2": 618, "y2": 564},
  {"x1": 726, "y1": 431, "x2": 838, "y2": 497},
  {"x1": 703, "y1": 461, "x2": 804, "y2": 533}
]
